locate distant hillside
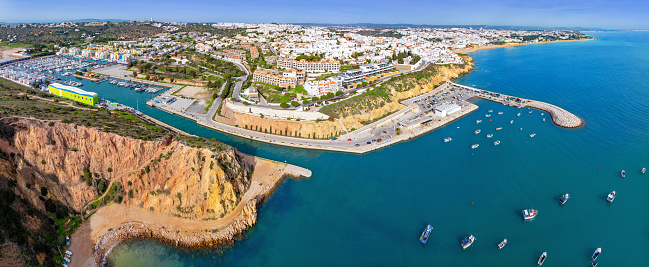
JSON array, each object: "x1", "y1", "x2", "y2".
[{"x1": 63, "y1": 18, "x2": 130, "y2": 23}]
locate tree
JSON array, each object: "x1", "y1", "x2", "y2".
[
  {"x1": 107, "y1": 167, "x2": 112, "y2": 173},
  {"x1": 312, "y1": 96, "x2": 319, "y2": 101},
  {"x1": 335, "y1": 90, "x2": 344, "y2": 96},
  {"x1": 291, "y1": 101, "x2": 299, "y2": 107},
  {"x1": 280, "y1": 102, "x2": 289, "y2": 108}
]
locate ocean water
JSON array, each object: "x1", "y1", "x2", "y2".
[{"x1": 97, "y1": 31, "x2": 649, "y2": 266}]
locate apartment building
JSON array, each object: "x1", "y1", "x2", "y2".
[
  {"x1": 277, "y1": 58, "x2": 340, "y2": 72},
  {"x1": 304, "y1": 79, "x2": 339, "y2": 97},
  {"x1": 253, "y1": 68, "x2": 298, "y2": 88}
]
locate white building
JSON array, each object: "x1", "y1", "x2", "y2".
[
  {"x1": 304, "y1": 79, "x2": 339, "y2": 97},
  {"x1": 434, "y1": 103, "x2": 461, "y2": 117}
]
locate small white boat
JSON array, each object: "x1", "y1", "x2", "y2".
[
  {"x1": 642, "y1": 167, "x2": 646, "y2": 174},
  {"x1": 591, "y1": 247, "x2": 601, "y2": 261},
  {"x1": 475, "y1": 129, "x2": 481, "y2": 134},
  {"x1": 495, "y1": 127, "x2": 502, "y2": 131},
  {"x1": 476, "y1": 120, "x2": 482, "y2": 124},
  {"x1": 510, "y1": 120, "x2": 514, "y2": 124},
  {"x1": 543, "y1": 118, "x2": 546, "y2": 122},
  {"x1": 461, "y1": 235, "x2": 475, "y2": 249},
  {"x1": 621, "y1": 170, "x2": 625, "y2": 178},
  {"x1": 498, "y1": 112, "x2": 503, "y2": 115},
  {"x1": 607, "y1": 191, "x2": 616, "y2": 202},
  {"x1": 517, "y1": 113, "x2": 521, "y2": 117},
  {"x1": 498, "y1": 239, "x2": 507, "y2": 249},
  {"x1": 471, "y1": 144, "x2": 479, "y2": 149},
  {"x1": 486, "y1": 134, "x2": 493, "y2": 138},
  {"x1": 560, "y1": 194, "x2": 569, "y2": 204},
  {"x1": 538, "y1": 252, "x2": 547, "y2": 266},
  {"x1": 444, "y1": 137, "x2": 452, "y2": 143},
  {"x1": 529, "y1": 110, "x2": 533, "y2": 114},
  {"x1": 541, "y1": 113, "x2": 544, "y2": 116},
  {"x1": 530, "y1": 133, "x2": 536, "y2": 137},
  {"x1": 485, "y1": 114, "x2": 491, "y2": 117},
  {"x1": 522, "y1": 209, "x2": 538, "y2": 220},
  {"x1": 488, "y1": 110, "x2": 493, "y2": 113},
  {"x1": 494, "y1": 140, "x2": 501, "y2": 146}
]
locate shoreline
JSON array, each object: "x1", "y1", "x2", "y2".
[{"x1": 454, "y1": 38, "x2": 595, "y2": 54}]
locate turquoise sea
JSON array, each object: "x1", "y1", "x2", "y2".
[{"x1": 84, "y1": 31, "x2": 648, "y2": 266}]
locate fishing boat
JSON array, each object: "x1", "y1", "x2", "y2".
[
  {"x1": 591, "y1": 248, "x2": 601, "y2": 261},
  {"x1": 475, "y1": 129, "x2": 481, "y2": 134},
  {"x1": 510, "y1": 120, "x2": 514, "y2": 124},
  {"x1": 471, "y1": 144, "x2": 479, "y2": 149},
  {"x1": 560, "y1": 194, "x2": 570, "y2": 204},
  {"x1": 592, "y1": 262, "x2": 598, "y2": 267},
  {"x1": 522, "y1": 209, "x2": 538, "y2": 220},
  {"x1": 494, "y1": 140, "x2": 501, "y2": 146},
  {"x1": 530, "y1": 133, "x2": 536, "y2": 138},
  {"x1": 498, "y1": 239, "x2": 507, "y2": 249},
  {"x1": 495, "y1": 127, "x2": 502, "y2": 131},
  {"x1": 498, "y1": 112, "x2": 503, "y2": 115},
  {"x1": 538, "y1": 252, "x2": 547, "y2": 266},
  {"x1": 607, "y1": 191, "x2": 616, "y2": 202},
  {"x1": 476, "y1": 120, "x2": 482, "y2": 124},
  {"x1": 517, "y1": 113, "x2": 521, "y2": 117},
  {"x1": 486, "y1": 134, "x2": 493, "y2": 138},
  {"x1": 444, "y1": 137, "x2": 452, "y2": 143},
  {"x1": 485, "y1": 114, "x2": 491, "y2": 117},
  {"x1": 621, "y1": 170, "x2": 625, "y2": 178},
  {"x1": 642, "y1": 167, "x2": 646, "y2": 174},
  {"x1": 461, "y1": 235, "x2": 475, "y2": 249},
  {"x1": 420, "y1": 225, "x2": 433, "y2": 244}
]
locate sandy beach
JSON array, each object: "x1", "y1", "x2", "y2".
[{"x1": 454, "y1": 39, "x2": 594, "y2": 54}]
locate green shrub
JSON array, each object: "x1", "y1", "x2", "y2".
[
  {"x1": 41, "y1": 159, "x2": 46, "y2": 164},
  {"x1": 336, "y1": 90, "x2": 344, "y2": 96},
  {"x1": 128, "y1": 190, "x2": 134, "y2": 198},
  {"x1": 280, "y1": 102, "x2": 289, "y2": 108},
  {"x1": 48, "y1": 122, "x2": 54, "y2": 127},
  {"x1": 291, "y1": 101, "x2": 299, "y2": 107},
  {"x1": 107, "y1": 167, "x2": 112, "y2": 173}
]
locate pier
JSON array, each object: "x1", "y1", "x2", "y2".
[{"x1": 448, "y1": 82, "x2": 583, "y2": 128}]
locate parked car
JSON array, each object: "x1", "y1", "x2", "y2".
[
  {"x1": 366, "y1": 141, "x2": 371, "y2": 145},
  {"x1": 355, "y1": 144, "x2": 360, "y2": 147}
]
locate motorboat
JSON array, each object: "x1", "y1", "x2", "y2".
[
  {"x1": 621, "y1": 170, "x2": 625, "y2": 178},
  {"x1": 541, "y1": 113, "x2": 544, "y2": 116},
  {"x1": 510, "y1": 120, "x2": 514, "y2": 124},
  {"x1": 475, "y1": 129, "x2": 481, "y2": 134},
  {"x1": 498, "y1": 239, "x2": 507, "y2": 249},
  {"x1": 476, "y1": 120, "x2": 482, "y2": 124},
  {"x1": 529, "y1": 110, "x2": 533, "y2": 114},
  {"x1": 498, "y1": 112, "x2": 503, "y2": 115},
  {"x1": 444, "y1": 137, "x2": 452, "y2": 143},
  {"x1": 607, "y1": 191, "x2": 616, "y2": 202},
  {"x1": 592, "y1": 262, "x2": 598, "y2": 267},
  {"x1": 488, "y1": 110, "x2": 493, "y2": 113},
  {"x1": 495, "y1": 127, "x2": 502, "y2": 131},
  {"x1": 560, "y1": 194, "x2": 570, "y2": 204},
  {"x1": 543, "y1": 118, "x2": 546, "y2": 122},
  {"x1": 471, "y1": 144, "x2": 479, "y2": 149},
  {"x1": 461, "y1": 235, "x2": 475, "y2": 249},
  {"x1": 494, "y1": 140, "x2": 501, "y2": 146},
  {"x1": 530, "y1": 133, "x2": 536, "y2": 138},
  {"x1": 420, "y1": 225, "x2": 433, "y2": 244},
  {"x1": 517, "y1": 113, "x2": 521, "y2": 117},
  {"x1": 642, "y1": 167, "x2": 646, "y2": 174},
  {"x1": 538, "y1": 252, "x2": 547, "y2": 266},
  {"x1": 485, "y1": 114, "x2": 491, "y2": 117},
  {"x1": 486, "y1": 134, "x2": 493, "y2": 138},
  {"x1": 522, "y1": 209, "x2": 538, "y2": 220},
  {"x1": 591, "y1": 248, "x2": 601, "y2": 261}
]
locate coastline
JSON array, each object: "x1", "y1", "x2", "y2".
[{"x1": 454, "y1": 39, "x2": 594, "y2": 54}]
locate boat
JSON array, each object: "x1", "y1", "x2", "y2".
[
  {"x1": 498, "y1": 239, "x2": 507, "y2": 249},
  {"x1": 494, "y1": 140, "x2": 501, "y2": 146},
  {"x1": 642, "y1": 167, "x2": 646, "y2": 174},
  {"x1": 538, "y1": 252, "x2": 547, "y2": 266},
  {"x1": 461, "y1": 235, "x2": 475, "y2": 249},
  {"x1": 486, "y1": 134, "x2": 493, "y2": 138},
  {"x1": 475, "y1": 129, "x2": 481, "y2": 134},
  {"x1": 488, "y1": 110, "x2": 493, "y2": 113},
  {"x1": 607, "y1": 191, "x2": 616, "y2": 202},
  {"x1": 591, "y1": 247, "x2": 601, "y2": 261},
  {"x1": 495, "y1": 127, "x2": 502, "y2": 131},
  {"x1": 560, "y1": 194, "x2": 570, "y2": 204},
  {"x1": 517, "y1": 113, "x2": 521, "y2": 117},
  {"x1": 543, "y1": 118, "x2": 546, "y2": 122},
  {"x1": 592, "y1": 262, "x2": 598, "y2": 267},
  {"x1": 485, "y1": 114, "x2": 491, "y2": 117},
  {"x1": 621, "y1": 170, "x2": 625, "y2": 178},
  {"x1": 471, "y1": 144, "x2": 479, "y2": 149},
  {"x1": 510, "y1": 120, "x2": 514, "y2": 124},
  {"x1": 522, "y1": 209, "x2": 538, "y2": 220},
  {"x1": 444, "y1": 137, "x2": 452, "y2": 143},
  {"x1": 530, "y1": 133, "x2": 536, "y2": 138},
  {"x1": 529, "y1": 110, "x2": 533, "y2": 114},
  {"x1": 476, "y1": 120, "x2": 482, "y2": 124},
  {"x1": 420, "y1": 225, "x2": 433, "y2": 244},
  {"x1": 498, "y1": 112, "x2": 503, "y2": 115},
  {"x1": 541, "y1": 113, "x2": 544, "y2": 116}
]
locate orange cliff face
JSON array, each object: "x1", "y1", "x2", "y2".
[{"x1": 8, "y1": 119, "x2": 252, "y2": 220}]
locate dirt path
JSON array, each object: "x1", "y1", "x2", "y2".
[{"x1": 69, "y1": 156, "x2": 295, "y2": 267}]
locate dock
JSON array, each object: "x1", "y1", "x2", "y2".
[{"x1": 448, "y1": 82, "x2": 583, "y2": 128}]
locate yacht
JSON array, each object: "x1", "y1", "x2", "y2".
[
  {"x1": 494, "y1": 140, "x2": 501, "y2": 146},
  {"x1": 607, "y1": 191, "x2": 616, "y2": 202},
  {"x1": 475, "y1": 129, "x2": 481, "y2": 134},
  {"x1": 495, "y1": 127, "x2": 502, "y2": 131},
  {"x1": 471, "y1": 144, "x2": 479, "y2": 149},
  {"x1": 538, "y1": 252, "x2": 547, "y2": 266},
  {"x1": 444, "y1": 137, "x2": 452, "y2": 143},
  {"x1": 486, "y1": 134, "x2": 493, "y2": 138},
  {"x1": 591, "y1": 248, "x2": 601, "y2": 261},
  {"x1": 642, "y1": 167, "x2": 646, "y2": 174},
  {"x1": 476, "y1": 120, "x2": 482, "y2": 124},
  {"x1": 498, "y1": 239, "x2": 507, "y2": 249},
  {"x1": 461, "y1": 235, "x2": 475, "y2": 249},
  {"x1": 420, "y1": 225, "x2": 433, "y2": 244},
  {"x1": 560, "y1": 194, "x2": 570, "y2": 204},
  {"x1": 498, "y1": 112, "x2": 503, "y2": 115},
  {"x1": 522, "y1": 209, "x2": 538, "y2": 220},
  {"x1": 530, "y1": 133, "x2": 536, "y2": 138},
  {"x1": 621, "y1": 170, "x2": 625, "y2": 178}
]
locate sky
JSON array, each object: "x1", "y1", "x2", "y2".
[{"x1": 0, "y1": 0, "x2": 647, "y2": 29}]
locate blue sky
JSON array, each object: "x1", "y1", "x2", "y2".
[{"x1": 1, "y1": 0, "x2": 647, "y2": 29}]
